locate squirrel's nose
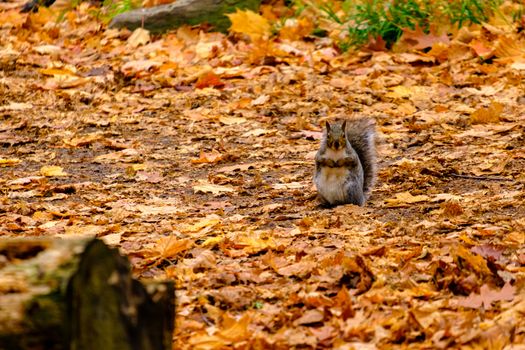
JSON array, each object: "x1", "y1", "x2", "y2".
[{"x1": 334, "y1": 141, "x2": 340, "y2": 149}]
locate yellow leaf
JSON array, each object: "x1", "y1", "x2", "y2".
[
  {"x1": 385, "y1": 85, "x2": 413, "y2": 99},
  {"x1": 184, "y1": 216, "x2": 221, "y2": 233},
  {"x1": 154, "y1": 236, "x2": 193, "y2": 259},
  {"x1": 40, "y1": 165, "x2": 68, "y2": 177},
  {"x1": 0, "y1": 158, "x2": 21, "y2": 167},
  {"x1": 201, "y1": 236, "x2": 224, "y2": 248},
  {"x1": 385, "y1": 192, "x2": 430, "y2": 206},
  {"x1": 235, "y1": 236, "x2": 276, "y2": 254},
  {"x1": 227, "y1": 9, "x2": 271, "y2": 41}
]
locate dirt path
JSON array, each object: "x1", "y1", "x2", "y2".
[{"x1": 1, "y1": 5, "x2": 524, "y2": 349}]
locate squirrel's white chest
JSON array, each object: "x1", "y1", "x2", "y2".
[{"x1": 315, "y1": 166, "x2": 349, "y2": 204}]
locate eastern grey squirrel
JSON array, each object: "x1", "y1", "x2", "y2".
[{"x1": 314, "y1": 118, "x2": 377, "y2": 207}]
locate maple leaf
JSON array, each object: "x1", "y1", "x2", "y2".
[
  {"x1": 152, "y1": 236, "x2": 193, "y2": 260},
  {"x1": 227, "y1": 9, "x2": 271, "y2": 41}
]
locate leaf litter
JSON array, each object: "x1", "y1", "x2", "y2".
[{"x1": 0, "y1": 2, "x2": 524, "y2": 349}]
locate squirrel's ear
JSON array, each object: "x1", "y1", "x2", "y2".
[
  {"x1": 342, "y1": 120, "x2": 347, "y2": 131},
  {"x1": 325, "y1": 121, "x2": 331, "y2": 131}
]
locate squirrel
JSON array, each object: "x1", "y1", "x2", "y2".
[{"x1": 314, "y1": 118, "x2": 377, "y2": 207}]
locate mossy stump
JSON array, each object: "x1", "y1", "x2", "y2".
[{"x1": 0, "y1": 238, "x2": 174, "y2": 350}]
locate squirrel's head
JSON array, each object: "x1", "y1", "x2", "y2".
[{"x1": 325, "y1": 120, "x2": 347, "y2": 151}]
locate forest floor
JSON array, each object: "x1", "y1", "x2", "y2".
[{"x1": 1, "y1": 2, "x2": 524, "y2": 349}]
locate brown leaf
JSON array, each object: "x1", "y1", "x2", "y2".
[
  {"x1": 276, "y1": 260, "x2": 315, "y2": 278},
  {"x1": 333, "y1": 286, "x2": 354, "y2": 320},
  {"x1": 294, "y1": 309, "x2": 324, "y2": 326}
]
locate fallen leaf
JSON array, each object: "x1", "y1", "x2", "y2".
[
  {"x1": 191, "y1": 150, "x2": 224, "y2": 164},
  {"x1": 218, "y1": 115, "x2": 246, "y2": 125},
  {"x1": 276, "y1": 260, "x2": 315, "y2": 277},
  {"x1": 127, "y1": 28, "x2": 150, "y2": 48},
  {"x1": 272, "y1": 182, "x2": 304, "y2": 190},
  {"x1": 385, "y1": 192, "x2": 430, "y2": 206},
  {"x1": 251, "y1": 94, "x2": 270, "y2": 106},
  {"x1": 193, "y1": 181, "x2": 235, "y2": 195},
  {"x1": 0, "y1": 158, "x2": 21, "y2": 167},
  {"x1": 227, "y1": 9, "x2": 271, "y2": 41},
  {"x1": 396, "y1": 25, "x2": 450, "y2": 50},
  {"x1": 455, "y1": 245, "x2": 491, "y2": 276},
  {"x1": 40, "y1": 165, "x2": 68, "y2": 177},
  {"x1": 136, "y1": 205, "x2": 182, "y2": 215},
  {"x1": 294, "y1": 309, "x2": 324, "y2": 326},
  {"x1": 456, "y1": 282, "x2": 516, "y2": 309},
  {"x1": 195, "y1": 71, "x2": 224, "y2": 89},
  {"x1": 152, "y1": 236, "x2": 193, "y2": 260},
  {"x1": 470, "y1": 102, "x2": 503, "y2": 124}
]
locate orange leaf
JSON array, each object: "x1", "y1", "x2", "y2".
[
  {"x1": 191, "y1": 150, "x2": 224, "y2": 164},
  {"x1": 470, "y1": 39, "x2": 494, "y2": 59},
  {"x1": 470, "y1": 102, "x2": 503, "y2": 124},
  {"x1": 455, "y1": 246, "x2": 491, "y2": 276},
  {"x1": 195, "y1": 71, "x2": 224, "y2": 89},
  {"x1": 0, "y1": 10, "x2": 26, "y2": 29}
]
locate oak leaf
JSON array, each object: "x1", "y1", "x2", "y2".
[{"x1": 457, "y1": 282, "x2": 515, "y2": 309}]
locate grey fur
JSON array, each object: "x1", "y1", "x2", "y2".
[{"x1": 314, "y1": 118, "x2": 377, "y2": 206}]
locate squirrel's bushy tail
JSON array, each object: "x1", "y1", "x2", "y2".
[{"x1": 345, "y1": 118, "x2": 377, "y2": 197}]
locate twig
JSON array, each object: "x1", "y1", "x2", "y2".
[{"x1": 449, "y1": 174, "x2": 514, "y2": 182}]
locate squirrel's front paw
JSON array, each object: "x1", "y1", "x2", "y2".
[{"x1": 337, "y1": 157, "x2": 357, "y2": 167}]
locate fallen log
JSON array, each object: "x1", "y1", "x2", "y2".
[
  {"x1": 0, "y1": 238, "x2": 174, "y2": 350},
  {"x1": 109, "y1": 0, "x2": 261, "y2": 33}
]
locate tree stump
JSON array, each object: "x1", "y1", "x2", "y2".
[
  {"x1": 109, "y1": 0, "x2": 261, "y2": 33},
  {"x1": 0, "y1": 238, "x2": 174, "y2": 350}
]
